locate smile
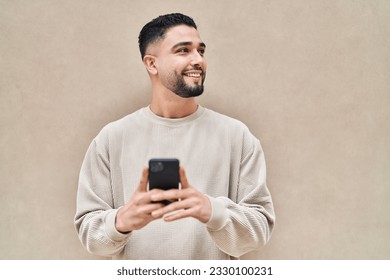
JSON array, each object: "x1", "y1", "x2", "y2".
[
  {"x1": 184, "y1": 72, "x2": 202, "y2": 78},
  {"x1": 184, "y1": 73, "x2": 201, "y2": 78}
]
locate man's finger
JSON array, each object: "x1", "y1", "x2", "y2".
[
  {"x1": 163, "y1": 209, "x2": 192, "y2": 222},
  {"x1": 137, "y1": 167, "x2": 149, "y2": 192},
  {"x1": 151, "y1": 198, "x2": 190, "y2": 218},
  {"x1": 150, "y1": 187, "x2": 190, "y2": 202},
  {"x1": 179, "y1": 167, "x2": 190, "y2": 189},
  {"x1": 138, "y1": 202, "x2": 165, "y2": 215}
]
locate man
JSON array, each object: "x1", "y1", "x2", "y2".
[{"x1": 75, "y1": 13, "x2": 275, "y2": 259}]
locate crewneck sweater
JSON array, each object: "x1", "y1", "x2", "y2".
[{"x1": 75, "y1": 106, "x2": 275, "y2": 259}]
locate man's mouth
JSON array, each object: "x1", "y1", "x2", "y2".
[
  {"x1": 183, "y1": 69, "x2": 204, "y2": 79},
  {"x1": 184, "y1": 72, "x2": 202, "y2": 78}
]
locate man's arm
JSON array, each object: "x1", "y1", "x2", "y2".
[
  {"x1": 74, "y1": 138, "x2": 129, "y2": 256},
  {"x1": 206, "y1": 137, "x2": 275, "y2": 257},
  {"x1": 150, "y1": 137, "x2": 275, "y2": 258},
  {"x1": 74, "y1": 136, "x2": 164, "y2": 257}
]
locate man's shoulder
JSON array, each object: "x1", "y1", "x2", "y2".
[
  {"x1": 106, "y1": 108, "x2": 143, "y2": 128},
  {"x1": 96, "y1": 107, "x2": 144, "y2": 138},
  {"x1": 203, "y1": 107, "x2": 249, "y2": 131},
  {"x1": 202, "y1": 107, "x2": 260, "y2": 147}
]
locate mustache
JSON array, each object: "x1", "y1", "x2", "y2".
[{"x1": 183, "y1": 66, "x2": 204, "y2": 73}]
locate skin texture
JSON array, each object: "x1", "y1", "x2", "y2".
[{"x1": 115, "y1": 25, "x2": 211, "y2": 233}]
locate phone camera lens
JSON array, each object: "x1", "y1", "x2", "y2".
[{"x1": 150, "y1": 162, "x2": 164, "y2": 173}]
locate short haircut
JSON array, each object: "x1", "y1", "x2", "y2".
[{"x1": 138, "y1": 13, "x2": 197, "y2": 59}]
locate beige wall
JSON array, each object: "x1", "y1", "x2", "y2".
[{"x1": 1, "y1": 0, "x2": 389, "y2": 259}]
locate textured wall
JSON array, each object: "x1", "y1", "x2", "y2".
[{"x1": 1, "y1": 0, "x2": 389, "y2": 259}]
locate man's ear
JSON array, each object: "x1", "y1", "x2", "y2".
[{"x1": 143, "y1": 55, "x2": 158, "y2": 75}]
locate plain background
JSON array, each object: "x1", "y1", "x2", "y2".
[{"x1": 1, "y1": 0, "x2": 389, "y2": 259}]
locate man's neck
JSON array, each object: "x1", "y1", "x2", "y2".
[{"x1": 150, "y1": 91, "x2": 198, "y2": 119}]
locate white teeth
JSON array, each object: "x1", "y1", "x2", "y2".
[{"x1": 185, "y1": 73, "x2": 201, "y2": 77}]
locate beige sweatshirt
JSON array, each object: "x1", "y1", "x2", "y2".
[{"x1": 74, "y1": 106, "x2": 275, "y2": 259}]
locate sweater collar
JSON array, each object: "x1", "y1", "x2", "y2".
[{"x1": 142, "y1": 105, "x2": 205, "y2": 126}]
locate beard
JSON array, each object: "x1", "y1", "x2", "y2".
[
  {"x1": 165, "y1": 70, "x2": 206, "y2": 98},
  {"x1": 175, "y1": 77, "x2": 204, "y2": 98}
]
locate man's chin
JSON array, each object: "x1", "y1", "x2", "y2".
[{"x1": 175, "y1": 85, "x2": 204, "y2": 98}]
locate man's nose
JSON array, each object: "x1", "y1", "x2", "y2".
[{"x1": 190, "y1": 50, "x2": 205, "y2": 66}]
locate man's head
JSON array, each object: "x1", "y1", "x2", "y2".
[
  {"x1": 138, "y1": 13, "x2": 198, "y2": 60},
  {"x1": 139, "y1": 13, "x2": 206, "y2": 98}
]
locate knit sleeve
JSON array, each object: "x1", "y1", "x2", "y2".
[
  {"x1": 206, "y1": 134, "x2": 275, "y2": 258},
  {"x1": 74, "y1": 129, "x2": 130, "y2": 257}
]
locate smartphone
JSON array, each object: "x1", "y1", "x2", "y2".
[{"x1": 148, "y1": 158, "x2": 180, "y2": 205}]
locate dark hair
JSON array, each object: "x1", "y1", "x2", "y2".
[{"x1": 138, "y1": 13, "x2": 197, "y2": 59}]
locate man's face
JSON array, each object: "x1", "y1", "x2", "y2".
[{"x1": 152, "y1": 25, "x2": 207, "y2": 98}]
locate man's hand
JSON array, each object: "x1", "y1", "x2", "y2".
[
  {"x1": 115, "y1": 168, "x2": 165, "y2": 233},
  {"x1": 150, "y1": 167, "x2": 212, "y2": 223}
]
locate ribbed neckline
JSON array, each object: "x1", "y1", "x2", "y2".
[{"x1": 141, "y1": 105, "x2": 206, "y2": 127}]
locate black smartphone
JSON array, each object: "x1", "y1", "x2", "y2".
[{"x1": 148, "y1": 158, "x2": 180, "y2": 205}]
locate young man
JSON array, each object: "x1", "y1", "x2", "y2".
[{"x1": 75, "y1": 13, "x2": 275, "y2": 259}]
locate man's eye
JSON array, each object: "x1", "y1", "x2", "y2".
[
  {"x1": 198, "y1": 49, "x2": 205, "y2": 55},
  {"x1": 177, "y1": 48, "x2": 189, "y2": 53}
]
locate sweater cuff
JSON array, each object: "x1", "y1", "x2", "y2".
[
  {"x1": 206, "y1": 196, "x2": 229, "y2": 231},
  {"x1": 105, "y1": 208, "x2": 131, "y2": 242}
]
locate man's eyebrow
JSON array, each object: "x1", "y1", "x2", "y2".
[{"x1": 171, "y1": 41, "x2": 206, "y2": 50}]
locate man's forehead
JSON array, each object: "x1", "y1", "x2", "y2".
[
  {"x1": 163, "y1": 25, "x2": 203, "y2": 46},
  {"x1": 146, "y1": 25, "x2": 204, "y2": 56}
]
